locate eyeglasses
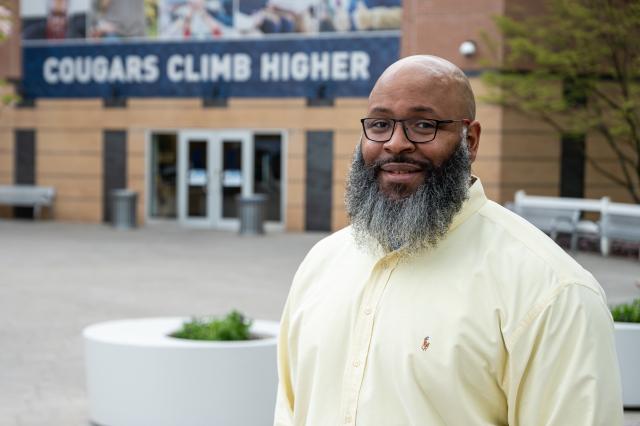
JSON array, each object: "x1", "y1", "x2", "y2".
[{"x1": 360, "y1": 117, "x2": 469, "y2": 144}]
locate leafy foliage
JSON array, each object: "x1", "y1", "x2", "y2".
[
  {"x1": 483, "y1": 0, "x2": 640, "y2": 202},
  {"x1": 171, "y1": 310, "x2": 253, "y2": 341},
  {"x1": 0, "y1": 2, "x2": 19, "y2": 107},
  {"x1": 610, "y1": 298, "x2": 640, "y2": 323},
  {"x1": 0, "y1": 3, "x2": 11, "y2": 41}
]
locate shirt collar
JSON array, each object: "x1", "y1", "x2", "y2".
[
  {"x1": 362, "y1": 176, "x2": 488, "y2": 264},
  {"x1": 448, "y1": 176, "x2": 487, "y2": 232}
]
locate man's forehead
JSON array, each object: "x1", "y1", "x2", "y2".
[
  {"x1": 366, "y1": 73, "x2": 452, "y2": 116},
  {"x1": 367, "y1": 104, "x2": 438, "y2": 115},
  {"x1": 370, "y1": 60, "x2": 456, "y2": 96},
  {"x1": 378, "y1": 56, "x2": 458, "y2": 82},
  {"x1": 367, "y1": 55, "x2": 474, "y2": 118}
]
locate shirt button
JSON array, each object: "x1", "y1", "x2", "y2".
[
  {"x1": 353, "y1": 360, "x2": 360, "y2": 368},
  {"x1": 345, "y1": 415, "x2": 353, "y2": 423},
  {"x1": 364, "y1": 307, "x2": 372, "y2": 315}
]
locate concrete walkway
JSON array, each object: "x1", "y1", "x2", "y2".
[{"x1": 0, "y1": 220, "x2": 638, "y2": 425}]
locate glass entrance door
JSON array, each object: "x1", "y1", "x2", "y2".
[
  {"x1": 178, "y1": 131, "x2": 252, "y2": 228},
  {"x1": 214, "y1": 132, "x2": 253, "y2": 228},
  {"x1": 149, "y1": 133, "x2": 178, "y2": 219},
  {"x1": 220, "y1": 140, "x2": 244, "y2": 219},
  {"x1": 178, "y1": 133, "x2": 211, "y2": 226},
  {"x1": 187, "y1": 139, "x2": 208, "y2": 218}
]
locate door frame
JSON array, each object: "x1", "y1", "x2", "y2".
[
  {"x1": 177, "y1": 130, "x2": 253, "y2": 229},
  {"x1": 211, "y1": 130, "x2": 255, "y2": 230},
  {"x1": 145, "y1": 128, "x2": 287, "y2": 231}
]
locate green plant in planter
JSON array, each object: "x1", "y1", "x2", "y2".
[
  {"x1": 610, "y1": 298, "x2": 640, "y2": 323},
  {"x1": 171, "y1": 310, "x2": 253, "y2": 341}
]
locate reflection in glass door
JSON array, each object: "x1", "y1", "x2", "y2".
[
  {"x1": 221, "y1": 141, "x2": 243, "y2": 218},
  {"x1": 254, "y1": 134, "x2": 282, "y2": 221},
  {"x1": 187, "y1": 140, "x2": 208, "y2": 218},
  {"x1": 149, "y1": 133, "x2": 177, "y2": 218},
  {"x1": 178, "y1": 132, "x2": 213, "y2": 226}
]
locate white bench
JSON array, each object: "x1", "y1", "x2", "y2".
[
  {"x1": 513, "y1": 191, "x2": 640, "y2": 258},
  {"x1": 600, "y1": 199, "x2": 640, "y2": 258},
  {"x1": 0, "y1": 185, "x2": 56, "y2": 219},
  {"x1": 514, "y1": 205, "x2": 581, "y2": 242},
  {"x1": 513, "y1": 190, "x2": 602, "y2": 251}
]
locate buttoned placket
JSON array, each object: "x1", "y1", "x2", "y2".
[{"x1": 339, "y1": 254, "x2": 400, "y2": 425}]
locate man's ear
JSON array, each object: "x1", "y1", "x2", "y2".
[{"x1": 466, "y1": 120, "x2": 481, "y2": 163}]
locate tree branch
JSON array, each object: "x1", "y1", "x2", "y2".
[
  {"x1": 594, "y1": 122, "x2": 639, "y2": 201},
  {"x1": 590, "y1": 85, "x2": 623, "y2": 111},
  {"x1": 585, "y1": 156, "x2": 629, "y2": 188}
]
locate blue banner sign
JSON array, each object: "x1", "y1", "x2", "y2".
[{"x1": 22, "y1": 33, "x2": 400, "y2": 98}]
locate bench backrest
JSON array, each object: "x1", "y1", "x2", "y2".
[
  {"x1": 0, "y1": 185, "x2": 56, "y2": 206},
  {"x1": 513, "y1": 190, "x2": 640, "y2": 250},
  {"x1": 601, "y1": 201, "x2": 640, "y2": 240},
  {"x1": 514, "y1": 205, "x2": 580, "y2": 233}
]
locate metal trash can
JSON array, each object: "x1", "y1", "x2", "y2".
[
  {"x1": 237, "y1": 194, "x2": 268, "y2": 235},
  {"x1": 111, "y1": 189, "x2": 137, "y2": 230}
]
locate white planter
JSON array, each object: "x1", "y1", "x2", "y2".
[
  {"x1": 614, "y1": 322, "x2": 640, "y2": 408},
  {"x1": 83, "y1": 317, "x2": 279, "y2": 426}
]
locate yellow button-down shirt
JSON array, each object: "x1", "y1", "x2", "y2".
[{"x1": 275, "y1": 179, "x2": 623, "y2": 425}]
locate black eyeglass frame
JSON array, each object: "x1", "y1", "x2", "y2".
[{"x1": 360, "y1": 117, "x2": 470, "y2": 144}]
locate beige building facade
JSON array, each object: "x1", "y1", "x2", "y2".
[{"x1": 0, "y1": 0, "x2": 634, "y2": 231}]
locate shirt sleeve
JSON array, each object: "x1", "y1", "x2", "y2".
[
  {"x1": 274, "y1": 295, "x2": 295, "y2": 426},
  {"x1": 504, "y1": 283, "x2": 623, "y2": 426}
]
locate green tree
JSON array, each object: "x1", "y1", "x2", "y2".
[
  {"x1": 0, "y1": 3, "x2": 9, "y2": 40},
  {"x1": 483, "y1": 0, "x2": 640, "y2": 202},
  {"x1": 0, "y1": 1, "x2": 18, "y2": 106}
]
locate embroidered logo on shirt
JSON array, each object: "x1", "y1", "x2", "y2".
[{"x1": 421, "y1": 336, "x2": 431, "y2": 351}]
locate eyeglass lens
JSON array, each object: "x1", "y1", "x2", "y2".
[{"x1": 362, "y1": 118, "x2": 438, "y2": 143}]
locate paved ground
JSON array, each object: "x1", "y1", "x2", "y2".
[{"x1": 0, "y1": 220, "x2": 638, "y2": 426}]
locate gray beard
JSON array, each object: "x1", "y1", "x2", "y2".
[{"x1": 345, "y1": 140, "x2": 472, "y2": 255}]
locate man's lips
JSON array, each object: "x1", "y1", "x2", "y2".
[
  {"x1": 377, "y1": 162, "x2": 425, "y2": 186},
  {"x1": 379, "y1": 162, "x2": 424, "y2": 174}
]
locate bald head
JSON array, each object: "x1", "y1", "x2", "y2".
[{"x1": 371, "y1": 55, "x2": 476, "y2": 120}]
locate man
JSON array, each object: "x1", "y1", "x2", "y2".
[
  {"x1": 45, "y1": 0, "x2": 68, "y2": 39},
  {"x1": 91, "y1": 0, "x2": 145, "y2": 39},
  {"x1": 275, "y1": 55, "x2": 623, "y2": 425}
]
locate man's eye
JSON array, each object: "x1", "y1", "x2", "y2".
[
  {"x1": 414, "y1": 120, "x2": 437, "y2": 130},
  {"x1": 368, "y1": 120, "x2": 391, "y2": 130}
]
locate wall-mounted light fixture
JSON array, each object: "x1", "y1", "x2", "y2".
[{"x1": 459, "y1": 40, "x2": 477, "y2": 58}]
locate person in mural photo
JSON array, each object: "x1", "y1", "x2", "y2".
[
  {"x1": 90, "y1": 0, "x2": 146, "y2": 38},
  {"x1": 237, "y1": 0, "x2": 314, "y2": 35},
  {"x1": 274, "y1": 55, "x2": 623, "y2": 425},
  {"x1": 21, "y1": 0, "x2": 87, "y2": 40},
  {"x1": 237, "y1": 0, "x2": 401, "y2": 35},
  {"x1": 22, "y1": 0, "x2": 70, "y2": 40},
  {"x1": 161, "y1": 0, "x2": 233, "y2": 39},
  {"x1": 44, "y1": 0, "x2": 69, "y2": 39},
  {"x1": 350, "y1": 0, "x2": 402, "y2": 31}
]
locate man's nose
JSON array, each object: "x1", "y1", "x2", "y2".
[{"x1": 384, "y1": 122, "x2": 416, "y2": 154}]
